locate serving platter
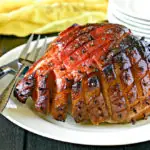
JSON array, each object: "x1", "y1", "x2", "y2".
[{"x1": 0, "y1": 37, "x2": 150, "y2": 145}]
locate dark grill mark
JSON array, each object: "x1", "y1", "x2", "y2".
[{"x1": 88, "y1": 76, "x2": 99, "y2": 87}]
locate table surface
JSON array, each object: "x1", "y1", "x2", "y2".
[{"x1": 0, "y1": 34, "x2": 150, "y2": 150}]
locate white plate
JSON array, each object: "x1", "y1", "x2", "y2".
[
  {"x1": 112, "y1": 12, "x2": 150, "y2": 34},
  {"x1": 108, "y1": 6, "x2": 150, "y2": 40},
  {"x1": 111, "y1": 7, "x2": 150, "y2": 29},
  {"x1": 111, "y1": 0, "x2": 150, "y2": 21},
  {"x1": 113, "y1": 8, "x2": 150, "y2": 27},
  {"x1": 1, "y1": 37, "x2": 150, "y2": 146},
  {"x1": 108, "y1": 2, "x2": 150, "y2": 33}
]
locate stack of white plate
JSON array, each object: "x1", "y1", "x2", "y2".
[{"x1": 108, "y1": 0, "x2": 150, "y2": 41}]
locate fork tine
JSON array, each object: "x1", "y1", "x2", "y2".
[
  {"x1": 20, "y1": 34, "x2": 34, "y2": 60},
  {"x1": 36, "y1": 37, "x2": 48, "y2": 61},
  {"x1": 27, "y1": 35, "x2": 41, "y2": 62}
]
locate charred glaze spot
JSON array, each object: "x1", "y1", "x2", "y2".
[
  {"x1": 39, "y1": 87, "x2": 44, "y2": 91},
  {"x1": 78, "y1": 106, "x2": 82, "y2": 110},
  {"x1": 116, "y1": 55, "x2": 123, "y2": 62},
  {"x1": 103, "y1": 64, "x2": 116, "y2": 82},
  {"x1": 133, "y1": 108, "x2": 137, "y2": 113},
  {"x1": 17, "y1": 88, "x2": 30, "y2": 97},
  {"x1": 38, "y1": 95, "x2": 47, "y2": 102},
  {"x1": 114, "y1": 52, "x2": 131, "y2": 69},
  {"x1": 57, "y1": 115, "x2": 64, "y2": 121},
  {"x1": 78, "y1": 70, "x2": 82, "y2": 73},
  {"x1": 122, "y1": 69, "x2": 133, "y2": 86},
  {"x1": 14, "y1": 79, "x2": 33, "y2": 103},
  {"x1": 72, "y1": 81, "x2": 81, "y2": 92},
  {"x1": 106, "y1": 52, "x2": 114, "y2": 60},
  {"x1": 146, "y1": 100, "x2": 150, "y2": 105},
  {"x1": 127, "y1": 85, "x2": 137, "y2": 104},
  {"x1": 60, "y1": 67, "x2": 65, "y2": 71},
  {"x1": 25, "y1": 81, "x2": 31, "y2": 85},
  {"x1": 125, "y1": 73, "x2": 130, "y2": 81},
  {"x1": 89, "y1": 65, "x2": 93, "y2": 69},
  {"x1": 15, "y1": 88, "x2": 19, "y2": 91},
  {"x1": 147, "y1": 56, "x2": 150, "y2": 63},
  {"x1": 39, "y1": 89, "x2": 48, "y2": 97},
  {"x1": 57, "y1": 105, "x2": 66, "y2": 111},
  {"x1": 75, "y1": 101, "x2": 83, "y2": 109},
  {"x1": 19, "y1": 93, "x2": 25, "y2": 97},
  {"x1": 136, "y1": 60, "x2": 147, "y2": 76},
  {"x1": 65, "y1": 78, "x2": 72, "y2": 82},
  {"x1": 143, "y1": 113, "x2": 148, "y2": 120},
  {"x1": 143, "y1": 97, "x2": 150, "y2": 108},
  {"x1": 131, "y1": 118, "x2": 136, "y2": 125},
  {"x1": 82, "y1": 64, "x2": 86, "y2": 67},
  {"x1": 40, "y1": 106, "x2": 44, "y2": 111},
  {"x1": 94, "y1": 99, "x2": 98, "y2": 104},
  {"x1": 143, "y1": 81, "x2": 148, "y2": 86},
  {"x1": 88, "y1": 76, "x2": 99, "y2": 87},
  {"x1": 39, "y1": 77, "x2": 47, "y2": 89},
  {"x1": 70, "y1": 56, "x2": 74, "y2": 61},
  {"x1": 78, "y1": 113, "x2": 82, "y2": 119},
  {"x1": 118, "y1": 113, "x2": 122, "y2": 118},
  {"x1": 139, "y1": 38, "x2": 150, "y2": 58},
  {"x1": 82, "y1": 49, "x2": 86, "y2": 54},
  {"x1": 119, "y1": 41, "x2": 129, "y2": 51},
  {"x1": 98, "y1": 107, "x2": 101, "y2": 111},
  {"x1": 103, "y1": 64, "x2": 113, "y2": 75},
  {"x1": 28, "y1": 74, "x2": 34, "y2": 80},
  {"x1": 121, "y1": 35, "x2": 135, "y2": 49},
  {"x1": 146, "y1": 55, "x2": 150, "y2": 69},
  {"x1": 139, "y1": 66, "x2": 144, "y2": 72},
  {"x1": 88, "y1": 35, "x2": 94, "y2": 40},
  {"x1": 94, "y1": 68, "x2": 99, "y2": 72},
  {"x1": 73, "y1": 99, "x2": 88, "y2": 123}
]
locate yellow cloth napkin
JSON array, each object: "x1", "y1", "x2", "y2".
[{"x1": 0, "y1": 0, "x2": 108, "y2": 37}]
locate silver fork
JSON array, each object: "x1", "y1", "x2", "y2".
[{"x1": 0, "y1": 35, "x2": 48, "y2": 112}]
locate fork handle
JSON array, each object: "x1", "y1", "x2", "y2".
[
  {"x1": 0, "y1": 65, "x2": 26, "y2": 112},
  {"x1": 0, "y1": 66, "x2": 16, "y2": 79}
]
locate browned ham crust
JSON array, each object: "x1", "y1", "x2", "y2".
[{"x1": 14, "y1": 23, "x2": 150, "y2": 124}]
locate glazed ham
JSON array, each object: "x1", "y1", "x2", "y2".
[{"x1": 14, "y1": 23, "x2": 150, "y2": 124}]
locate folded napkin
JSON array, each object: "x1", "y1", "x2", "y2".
[{"x1": 0, "y1": 0, "x2": 108, "y2": 37}]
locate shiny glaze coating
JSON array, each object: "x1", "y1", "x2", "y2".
[{"x1": 14, "y1": 23, "x2": 150, "y2": 124}]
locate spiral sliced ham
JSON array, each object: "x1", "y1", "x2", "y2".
[{"x1": 14, "y1": 23, "x2": 150, "y2": 124}]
